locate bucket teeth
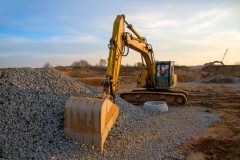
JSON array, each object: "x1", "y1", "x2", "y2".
[{"x1": 64, "y1": 96, "x2": 119, "y2": 151}]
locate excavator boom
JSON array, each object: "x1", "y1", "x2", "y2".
[{"x1": 103, "y1": 14, "x2": 156, "y2": 99}]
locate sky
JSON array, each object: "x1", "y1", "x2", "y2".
[{"x1": 0, "y1": 0, "x2": 240, "y2": 67}]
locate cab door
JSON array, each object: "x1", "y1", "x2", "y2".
[{"x1": 155, "y1": 62, "x2": 171, "y2": 89}]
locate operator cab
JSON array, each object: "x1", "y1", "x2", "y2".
[{"x1": 155, "y1": 61, "x2": 176, "y2": 89}]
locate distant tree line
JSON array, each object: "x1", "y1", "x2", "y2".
[
  {"x1": 71, "y1": 59, "x2": 108, "y2": 67},
  {"x1": 43, "y1": 59, "x2": 150, "y2": 68},
  {"x1": 98, "y1": 59, "x2": 107, "y2": 67},
  {"x1": 71, "y1": 60, "x2": 91, "y2": 67},
  {"x1": 70, "y1": 60, "x2": 145, "y2": 67},
  {"x1": 43, "y1": 62, "x2": 52, "y2": 68},
  {"x1": 235, "y1": 61, "x2": 240, "y2": 65}
]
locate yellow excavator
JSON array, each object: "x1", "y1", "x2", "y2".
[{"x1": 64, "y1": 14, "x2": 187, "y2": 151}]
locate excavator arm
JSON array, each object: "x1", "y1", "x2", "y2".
[{"x1": 103, "y1": 14, "x2": 155, "y2": 99}]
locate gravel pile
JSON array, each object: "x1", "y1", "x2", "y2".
[
  {"x1": 0, "y1": 68, "x2": 220, "y2": 159},
  {"x1": 0, "y1": 68, "x2": 145, "y2": 159}
]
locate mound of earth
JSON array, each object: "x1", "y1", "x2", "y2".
[{"x1": 200, "y1": 76, "x2": 240, "y2": 84}]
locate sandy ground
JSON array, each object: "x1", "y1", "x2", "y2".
[
  {"x1": 56, "y1": 65, "x2": 240, "y2": 159},
  {"x1": 120, "y1": 82, "x2": 240, "y2": 159},
  {"x1": 178, "y1": 83, "x2": 240, "y2": 160}
]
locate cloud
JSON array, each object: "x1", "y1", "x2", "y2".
[
  {"x1": 123, "y1": 6, "x2": 238, "y2": 64},
  {"x1": 43, "y1": 34, "x2": 101, "y2": 44},
  {"x1": 0, "y1": 32, "x2": 101, "y2": 44},
  {"x1": 0, "y1": 0, "x2": 239, "y2": 67},
  {"x1": 189, "y1": 9, "x2": 230, "y2": 31},
  {"x1": 127, "y1": 12, "x2": 179, "y2": 29},
  {"x1": 0, "y1": 52, "x2": 109, "y2": 68},
  {"x1": 0, "y1": 34, "x2": 33, "y2": 44},
  {"x1": 127, "y1": 7, "x2": 230, "y2": 33}
]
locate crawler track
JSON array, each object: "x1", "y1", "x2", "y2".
[{"x1": 120, "y1": 89, "x2": 188, "y2": 105}]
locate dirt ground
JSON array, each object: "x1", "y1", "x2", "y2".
[
  {"x1": 178, "y1": 83, "x2": 240, "y2": 160},
  {"x1": 56, "y1": 65, "x2": 240, "y2": 159}
]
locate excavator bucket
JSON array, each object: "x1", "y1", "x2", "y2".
[{"x1": 64, "y1": 96, "x2": 119, "y2": 151}]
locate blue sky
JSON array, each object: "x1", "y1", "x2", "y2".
[{"x1": 0, "y1": 0, "x2": 240, "y2": 67}]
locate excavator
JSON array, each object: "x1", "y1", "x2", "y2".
[{"x1": 64, "y1": 14, "x2": 187, "y2": 151}]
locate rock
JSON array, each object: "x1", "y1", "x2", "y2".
[{"x1": 143, "y1": 101, "x2": 168, "y2": 112}]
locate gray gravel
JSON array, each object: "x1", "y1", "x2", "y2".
[{"x1": 0, "y1": 68, "x2": 220, "y2": 160}]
